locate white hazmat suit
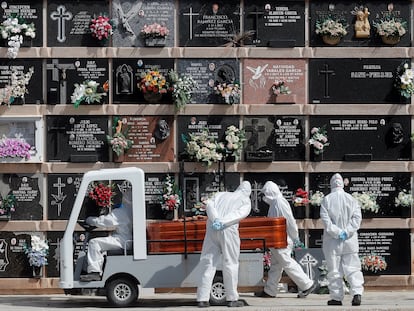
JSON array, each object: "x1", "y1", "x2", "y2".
[
  {"x1": 84, "y1": 189, "x2": 133, "y2": 276},
  {"x1": 196, "y1": 181, "x2": 252, "y2": 305},
  {"x1": 260, "y1": 181, "x2": 314, "y2": 297},
  {"x1": 320, "y1": 173, "x2": 364, "y2": 305}
]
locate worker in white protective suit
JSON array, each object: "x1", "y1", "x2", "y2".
[
  {"x1": 80, "y1": 187, "x2": 133, "y2": 282},
  {"x1": 196, "y1": 181, "x2": 252, "y2": 308},
  {"x1": 320, "y1": 173, "x2": 364, "y2": 306},
  {"x1": 254, "y1": 181, "x2": 315, "y2": 298}
]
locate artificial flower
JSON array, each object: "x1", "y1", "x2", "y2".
[
  {"x1": 214, "y1": 82, "x2": 240, "y2": 104},
  {"x1": 0, "y1": 134, "x2": 32, "y2": 159},
  {"x1": 271, "y1": 80, "x2": 292, "y2": 96},
  {"x1": 352, "y1": 192, "x2": 379, "y2": 213},
  {"x1": 0, "y1": 194, "x2": 16, "y2": 216},
  {"x1": 310, "y1": 191, "x2": 325, "y2": 206},
  {"x1": 71, "y1": 80, "x2": 107, "y2": 108},
  {"x1": 138, "y1": 69, "x2": 170, "y2": 95},
  {"x1": 309, "y1": 126, "x2": 329, "y2": 155},
  {"x1": 395, "y1": 62, "x2": 414, "y2": 99},
  {"x1": 24, "y1": 235, "x2": 49, "y2": 267},
  {"x1": 88, "y1": 182, "x2": 114, "y2": 208},
  {"x1": 360, "y1": 254, "x2": 387, "y2": 273},
  {"x1": 90, "y1": 15, "x2": 114, "y2": 41},
  {"x1": 395, "y1": 190, "x2": 413, "y2": 208},
  {"x1": 315, "y1": 16, "x2": 348, "y2": 37},
  {"x1": 168, "y1": 70, "x2": 198, "y2": 111},
  {"x1": 161, "y1": 175, "x2": 181, "y2": 212},
  {"x1": 293, "y1": 188, "x2": 309, "y2": 207},
  {"x1": 140, "y1": 23, "x2": 169, "y2": 38}
]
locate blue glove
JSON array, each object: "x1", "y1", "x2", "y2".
[
  {"x1": 339, "y1": 231, "x2": 348, "y2": 241},
  {"x1": 212, "y1": 219, "x2": 224, "y2": 231}
]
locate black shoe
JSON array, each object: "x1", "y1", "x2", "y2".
[
  {"x1": 327, "y1": 300, "x2": 343, "y2": 306},
  {"x1": 297, "y1": 281, "x2": 316, "y2": 298},
  {"x1": 352, "y1": 294, "x2": 362, "y2": 306},
  {"x1": 254, "y1": 290, "x2": 275, "y2": 298},
  {"x1": 198, "y1": 301, "x2": 210, "y2": 308},
  {"x1": 227, "y1": 300, "x2": 244, "y2": 307},
  {"x1": 79, "y1": 272, "x2": 101, "y2": 281}
]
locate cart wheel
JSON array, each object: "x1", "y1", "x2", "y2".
[
  {"x1": 210, "y1": 275, "x2": 226, "y2": 305},
  {"x1": 106, "y1": 277, "x2": 138, "y2": 307}
]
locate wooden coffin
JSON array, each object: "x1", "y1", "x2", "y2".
[{"x1": 146, "y1": 217, "x2": 287, "y2": 254}]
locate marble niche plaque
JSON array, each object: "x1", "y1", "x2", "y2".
[
  {"x1": 0, "y1": 173, "x2": 43, "y2": 221},
  {"x1": 112, "y1": 0, "x2": 174, "y2": 47},
  {"x1": 244, "y1": 1, "x2": 305, "y2": 47},
  {"x1": 47, "y1": 58, "x2": 108, "y2": 105},
  {"x1": 310, "y1": 1, "x2": 411, "y2": 47},
  {"x1": 177, "y1": 115, "x2": 240, "y2": 161},
  {"x1": 244, "y1": 116, "x2": 305, "y2": 161},
  {"x1": 183, "y1": 173, "x2": 240, "y2": 214},
  {"x1": 309, "y1": 58, "x2": 409, "y2": 104},
  {"x1": 145, "y1": 173, "x2": 167, "y2": 219},
  {"x1": 309, "y1": 172, "x2": 411, "y2": 218},
  {"x1": 115, "y1": 116, "x2": 174, "y2": 162},
  {"x1": 177, "y1": 59, "x2": 240, "y2": 104},
  {"x1": 179, "y1": 0, "x2": 241, "y2": 47},
  {"x1": 112, "y1": 58, "x2": 173, "y2": 104},
  {"x1": 244, "y1": 172, "x2": 305, "y2": 216},
  {"x1": 0, "y1": 59, "x2": 42, "y2": 104},
  {"x1": 46, "y1": 115, "x2": 109, "y2": 163},
  {"x1": 310, "y1": 116, "x2": 411, "y2": 161},
  {"x1": 0, "y1": 0, "x2": 43, "y2": 47},
  {"x1": 47, "y1": 173, "x2": 83, "y2": 220},
  {"x1": 243, "y1": 59, "x2": 305, "y2": 104},
  {"x1": 0, "y1": 232, "x2": 32, "y2": 278},
  {"x1": 47, "y1": 1, "x2": 110, "y2": 47}
]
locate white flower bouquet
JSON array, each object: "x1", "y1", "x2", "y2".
[
  {"x1": 395, "y1": 190, "x2": 413, "y2": 208},
  {"x1": 168, "y1": 70, "x2": 198, "y2": 111},
  {"x1": 315, "y1": 16, "x2": 348, "y2": 37},
  {"x1": 71, "y1": 80, "x2": 108, "y2": 108},
  {"x1": 24, "y1": 235, "x2": 49, "y2": 267},
  {"x1": 373, "y1": 15, "x2": 407, "y2": 38},
  {"x1": 352, "y1": 192, "x2": 380, "y2": 214},
  {"x1": 310, "y1": 191, "x2": 325, "y2": 206},
  {"x1": 224, "y1": 125, "x2": 246, "y2": 160},
  {"x1": 395, "y1": 62, "x2": 414, "y2": 99},
  {"x1": 0, "y1": 15, "x2": 35, "y2": 59}
]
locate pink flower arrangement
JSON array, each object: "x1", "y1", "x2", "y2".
[
  {"x1": 140, "y1": 23, "x2": 169, "y2": 38},
  {"x1": 90, "y1": 15, "x2": 113, "y2": 41},
  {"x1": 309, "y1": 125, "x2": 329, "y2": 155},
  {"x1": 0, "y1": 134, "x2": 32, "y2": 159}
]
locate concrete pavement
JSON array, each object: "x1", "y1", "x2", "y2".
[{"x1": 0, "y1": 290, "x2": 412, "y2": 310}]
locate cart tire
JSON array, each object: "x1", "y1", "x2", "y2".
[
  {"x1": 210, "y1": 275, "x2": 226, "y2": 305},
  {"x1": 106, "y1": 277, "x2": 138, "y2": 307}
]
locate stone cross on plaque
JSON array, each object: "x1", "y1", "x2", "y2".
[
  {"x1": 250, "y1": 180, "x2": 264, "y2": 213},
  {"x1": 319, "y1": 63, "x2": 335, "y2": 98},
  {"x1": 183, "y1": 7, "x2": 199, "y2": 40},
  {"x1": 50, "y1": 5, "x2": 73, "y2": 43},
  {"x1": 48, "y1": 123, "x2": 66, "y2": 156},
  {"x1": 51, "y1": 177, "x2": 67, "y2": 217},
  {"x1": 245, "y1": 119, "x2": 266, "y2": 151},
  {"x1": 299, "y1": 252, "x2": 318, "y2": 280},
  {"x1": 247, "y1": 6, "x2": 264, "y2": 42},
  {"x1": 47, "y1": 59, "x2": 76, "y2": 104}
]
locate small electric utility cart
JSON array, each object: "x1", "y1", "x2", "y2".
[{"x1": 59, "y1": 167, "x2": 287, "y2": 307}]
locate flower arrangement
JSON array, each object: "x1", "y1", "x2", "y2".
[
  {"x1": 310, "y1": 191, "x2": 325, "y2": 206},
  {"x1": 88, "y1": 182, "x2": 114, "y2": 208},
  {"x1": 224, "y1": 125, "x2": 246, "y2": 160},
  {"x1": 24, "y1": 235, "x2": 49, "y2": 267},
  {"x1": 395, "y1": 189, "x2": 413, "y2": 208},
  {"x1": 263, "y1": 249, "x2": 271, "y2": 271},
  {"x1": 107, "y1": 119, "x2": 133, "y2": 157},
  {"x1": 161, "y1": 175, "x2": 181, "y2": 212},
  {"x1": 395, "y1": 62, "x2": 414, "y2": 99},
  {"x1": 309, "y1": 126, "x2": 329, "y2": 155},
  {"x1": 0, "y1": 15, "x2": 36, "y2": 59},
  {"x1": 168, "y1": 70, "x2": 198, "y2": 111},
  {"x1": 360, "y1": 254, "x2": 387, "y2": 273},
  {"x1": 315, "y1": 16, "x2": 348, "y2": 38},
  {"x1": 214, "y1": 82, "x2": 241, "y2": 104},
  {"x1": 352, "y1": 192, "x2": 380, "y2": 214},
  {"x1": 71, "y1": 80, "x2": 108, "y2": 108},
  {"x1": 293, "y1": 188, "x2": 309, "y2": 207},
  {"x1": 0, "y1": 134, "x2": 32, "y2": 159},
  {"x1": 0, "y1": 67, "x2": 34, "y2": 107},
  {"x1": 373, "y1": 14, "x2": 407, "y2": 38},
  {"x1": 271, "y1": 80, "x2": 291, "y2": 96},
  {"x1": 140, "y1": 22, "x2": 169, "y2": 38},
  {"x1": 90, "y1": 15, "x2": 114, "y2": 42},
  {"x1": 0, "y1": 194, "x2": 16, "y2": 217},
  {"x1": 138, "y1": 69, "x2": 170, "y2": 95},
  {"x1": 182, "y1": 127, "x2": 224, "y2": 167}
]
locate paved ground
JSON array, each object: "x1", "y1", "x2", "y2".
[{"x1": 0, "y1": 290, "x2": 413, "y2": 310}]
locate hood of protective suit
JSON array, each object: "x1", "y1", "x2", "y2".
[
  {"x1": 261, "y1": 181, "x2": 283, "y2": 201},
  {"x1": 330, "y1": 173, "x2": 344, "y2": 191},
  {"x1": 235, "y1": 181, "x2": 251, "y2": 197}
]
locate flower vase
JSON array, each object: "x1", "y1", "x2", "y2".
[
  {"x1": 311, "y1": 151, "x2": 324, "y2": 162},
  {"x1": 401, "y1": 207, "x2": 411, "y2": 218},
  {"x1": 0, "y1": 214, "x2": 11, "y2": 221},
  {"x1": 381, "y1": 35, "x2": 400, "y2": 45},
  {"x1": 33, "y1": 266, "x2": 42, "y2": 279},
  {"x1": 311, "y1": 205, "x2": 320, "y2": 219},
  {"x1": 293, "y1": 206, "x2": 305, "y2": 219},
  {"x1": 145, "y1": 37, "x2": 166, "y2": 47},
  {"x1": 144, "y1": 92, "x2": 163, "y2": 103},
  {"x1": 322, "y1": 35, "x2": 341, "y2": 46},
  {"x1": 114, "y1": 153, "x2": 125, "y2": 163},
  {"x1": 164, "y1": 211, "x2": 174, "y2": 220},
  {"x1": 271, "y1": 94, "x2": 297, "y2": 104}
]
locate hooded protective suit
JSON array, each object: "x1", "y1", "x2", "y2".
[
  {"x1": 196, "y1": 181, "x2": 252, "y2": 303},
  {"x1": 85, "y1": 188, "x2": 133, "y2": 274},
  {"x1": 261, "y1": 181, "x2": 313, "y2": 297},
  {"x1": 320, "y1": 173, "x2": 364, "y2": 301}
]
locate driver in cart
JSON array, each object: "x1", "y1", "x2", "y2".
[{"x1": 80, "y1": 187, "x2": 132, "y2": 282}]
